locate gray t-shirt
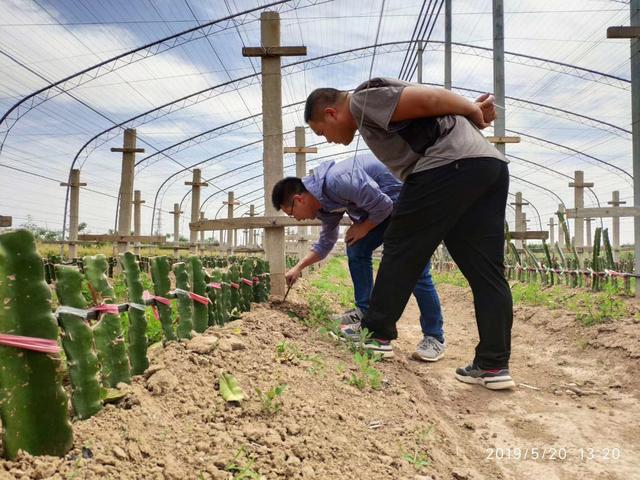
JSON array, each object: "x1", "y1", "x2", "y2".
[{"x1": 349, "y1": 77, "x2": 507, "y2": 181}]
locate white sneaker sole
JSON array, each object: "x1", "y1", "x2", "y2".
[
  {"x1": 365, "y1": 345, "x2": 394, "y2": 359},
  {"x1": 455, "y1": 373, "x2": 516, "y2": 390},
  {"x1": 412, "y1": 350, "x2": 445, "y2": 362}
]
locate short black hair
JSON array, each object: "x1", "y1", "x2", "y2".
[
  {"x1": 304, "y1": 88, "x2": 345, "y2": 123},
  {"x1": 271, "y1": 177, "x2": 307, "y2": 210}
]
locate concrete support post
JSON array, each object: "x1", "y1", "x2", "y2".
[
  {"x1": 200, "y1": 211, "x2": 205, "y2": 248},
  {"x1": 133, "y1": 190, "x2": 145, "y2": 255},
  {"x1": 569, "y1": 170, "x2": 594, "y2": 252},
  {"x1": 417, "y1": 41, "x2": 424, "y2": 84},
  {"x1": 632, "y1": 0, "x2": 640, "y2": 292},
  {"x1": 558, "y1": 204, "x2": 566, "y2": 247},
  {"x1": 510, "y1": 192, "x2": 528, "y2": 249},
  {"x1": 249, "y1": 204, "x2": 256, "y2": 247},
  {"x1": 185, "y1": 169, "x2": 208, "y2": 255},
  {"x1": 242, "y1": 12, "x2": 306, "y2": 295},
  {"x1": 548, "y1": 217, "x2": 555, "y2": 245},
  {"x1": 60, "y1": 169, "x2": 86, "y2": 259},
  {"x1": 114, "y1": 129, "x2": 144, "y2": 258},
  {"x1": 585, "y1": 217, "x2": 593, "y2": 250},
  {"x1": 226, "y1": 191, "x2": 235, "y2": 250},
  {"x1": 608, "y1": 190, "x2": 625, "y2": 259},
  {"x1": 445, "y1": 0, "x2": 452, "y2": 90},
  {"x1": 170, "y1": 203, "x2": 182, "y2": 258}
]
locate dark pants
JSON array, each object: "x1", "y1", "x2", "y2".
[
  {"x1": 346, "y1": 217, "x2": 444, "y2": 342},
  {"x1": 361, "y1": 157, "x2": 512, "y2": 369}
]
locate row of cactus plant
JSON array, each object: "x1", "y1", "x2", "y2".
[
  {"x1": 504, "y1": 211, "x2": 630, "y2": 292},
  {"x1": 0, "y1": 229, "x2": 272, "y2": 460}
]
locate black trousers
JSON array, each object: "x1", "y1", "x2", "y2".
[{"x1": 361, "y1": 157, "x2": 512, "y2": 369}]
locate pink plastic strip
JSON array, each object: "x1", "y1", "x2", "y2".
[
  {"x1": 241, "y1": 278, "x2": 254, "y2": 287},
  {"x1": 208, "y1": 282, "x2": 222, "y2": 290},
  {"x1": 143, "y1": 290, "x2": 172, "y2": 306},
  {"x1": 230, "y1": 282, "x2": 240, "y2": 289},
  {"x1": 0, "y1": 333, "x2": 60, "y2": 354},
  {"x1": 90, "y1": 304, "x2": 119, "y2": 315},
  {"x1": 188, "y1": 292, "x2": 210, "y2": 305}
]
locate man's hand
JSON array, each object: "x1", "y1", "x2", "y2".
[
  {"x1": 285, "y1": 266, "x2": 302, "y2": 287},
  {"x1": 345, "y1": 221, "x2": 375, "y2": 246},
  {"x1": 472, "y1": 93, "x2": 496, "y2": 127}
]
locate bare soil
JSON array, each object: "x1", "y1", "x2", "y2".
[{"x1": 0, "y1": 276, "x2": 638, "y2": 479}]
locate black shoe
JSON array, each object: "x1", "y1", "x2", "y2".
[{"x1": 455, "y1": 363, "x2": 515, "y2": 390}]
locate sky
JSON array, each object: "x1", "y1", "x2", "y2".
[{"x1": 0, "y1": 0, "x2": 635, "y2": 245}]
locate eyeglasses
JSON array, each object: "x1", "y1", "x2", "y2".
[{"x1": 284, "y1": 198, "x2": 297, "y2": 218}]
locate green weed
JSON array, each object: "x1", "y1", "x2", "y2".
[
  {"x1": 225, "y1": 447, "x2": 261, "y2": 479},
  {"x1": 401, "y1": 426, "x2": 434, "y2": 472},
  {"x1": 255, "y1": 383, "x2": 287, "y2": 415},
  {"x1": 348, "y1": 350, "x2": 382, "y2": 390}
]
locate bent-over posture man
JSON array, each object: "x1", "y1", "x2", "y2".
[
  {"x1": 271, "y1": 154, "x2": 445, "y2": 361},
  {"x1": 304, "y1": 78, "x2": 515, "y2": 390}
]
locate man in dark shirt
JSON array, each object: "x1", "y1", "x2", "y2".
[{"x1": 303, "y1": 78, "x2": 515, "y2": 390}]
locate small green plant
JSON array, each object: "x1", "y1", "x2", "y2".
[
  {"x1": 274, "y1": 340, "x2": 301, "y2": 363},
  {"x1": 306, "y1": 293, "x2": 333, "y2": 327},
  {"x1": 401, "y1": 426, "x2": 434, "y2": 472},
  {"x1": 318, "y1": 318, "x2": 342, "y2": 340},
  {"x1": 274, "y1": 341, "x2": 326, "y2": 376},
  {"x1": 225, "y1": 447, "x2": 261, "y2": 479},
  {"x1": 306, "y1": 354, "x2": 326, "y2": 377},
  {"x1": 348, "y1": 350, "x2": 382, "y2": 390},
  {"x1": 255, "y1": 383, "x2": 287, "y2": 415}
]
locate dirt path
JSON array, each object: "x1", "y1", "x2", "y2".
[
  {"x1": 1, "y1": 272, "x2": 638, "y2": 479},
  {"x1": 391, "y1": 283, "x2": 640, "y2": 480}
]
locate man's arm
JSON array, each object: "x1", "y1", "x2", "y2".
[
  {"x1": 286, "y1": 216, "x2": 340, "y2": 286},
  {"x1": 285, "y1": 250, "x2": 323, "y2": 286},
  {"x1": 335, "y1": 170, "x2": 393, "y2": 246},
  {"x1": 390, "y1": 86, "x2": 495, "y2": 128}
]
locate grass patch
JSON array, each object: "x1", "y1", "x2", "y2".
[
  {"x1": 432, "y1": 270, "x2": 468, "y2": 288},
  {"x1": 433, "y1": 269, "x2": 629, "y2": 327},
  {"x1": 310, "y1": 256, "x2": 354, "y2": 308}
]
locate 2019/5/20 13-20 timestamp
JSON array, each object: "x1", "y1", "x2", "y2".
[{"x1": 485, "y1": 447, "x2": 622, "y2": 462}]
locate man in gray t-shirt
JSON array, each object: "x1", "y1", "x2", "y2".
[{"x1": 304, "y1": 78, "x2": 515, "y2": 391}]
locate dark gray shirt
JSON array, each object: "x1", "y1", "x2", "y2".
[{"x1": 349, "y1": 77, "x2": 507, "y2": 181}]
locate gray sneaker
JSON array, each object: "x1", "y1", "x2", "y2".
[
  {"x1": 412, "y1": 336, "x2": 446, "y2": 362},
  {"x1": 331, "y1": 308, "x2": 364, "y2": 325}
]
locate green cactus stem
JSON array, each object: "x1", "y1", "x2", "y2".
[
  {"x1": 150, "y1": 256, "x2": 176, "y2": 342},
  {"x1": 602, "y1": 228, "x2": 615, "y2": 270},
  {"x1": 592, "y1": 227, "x2": 602, "y2": 291},
  {"x1": 211, "y1": 269, "x2": 227, "y2": 325},
  {"x1": 542, "y1": 240, "x2": 554, "y2": 286},
  {"x1": 84, "y1": 255, "x2": 131, "y2": 388},
  {"x1": 172, "y1": 262, "x2": 193, "y2": 340},
  {"x1": 0, "y1": 230, "x2": 73, "y2": 459},
  {"x1": 54, "y1": 265, "x2": 103, "y2": 420},
  {"x1": 240, "y1": 259, "x2": 254, "y2": 312},
  {"x1": 119, "y1": 252, "x2": 149, "y2": 375},
  {"x1": 189, "y1": 256, "x2": 209, "y2": 333}
]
